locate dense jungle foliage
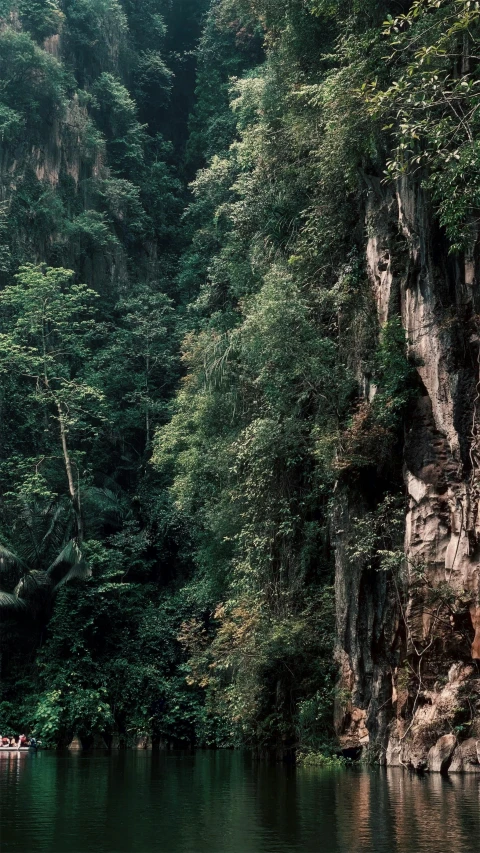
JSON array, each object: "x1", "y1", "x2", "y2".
[{"x1": 0, "y1": 0, "x2": 478, "y2": 753}]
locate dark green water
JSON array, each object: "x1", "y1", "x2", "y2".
[{"x1": 1, "y1": 751, "x2": 479, "y2": 853}]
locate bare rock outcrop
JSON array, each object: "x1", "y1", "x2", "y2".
[
  {"x1": 335, "y1": 175, "x2": 480, "y2": 772},
  {"x1": 427, "y1": 734, "x2": 457, "y2": 773},
  {"x1": 449, "y1": 738, "x2": 480, "y2": 773}
]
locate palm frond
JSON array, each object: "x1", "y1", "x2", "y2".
[
  {"x1": 14, "y1": 499, "x2": 75, "y2": 565},
  {"x1": 0, "y1": 590, "x2": 27, "y2": 610},
  {"x1": 0, "y1": 543, "x2": 24, "y2": 569},
  {"x1": 83, "y1": 486, "x2": 129, "y2": 529},
  {"x1": 47, "y1": 539, "x2": 83, "y2": 575},
  {"x1": 54, "y1": 560, "x2": 92, "y2": 591},
  {"x1": 41, "y1": 503, "x2": 66, "y2": 546},
  {"x1": 14, "y1": 571, "x2": 52, "y2": 598},
  {"x1": 47, "y1": 539, "x2": 91, "y2": 589},
  {"x1": 0, "y1": 544, "x2": 25, "y2": 588}
]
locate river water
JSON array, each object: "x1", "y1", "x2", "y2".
[{"x1": 0, "y1": 751, "x2": 479, "y2": 853}]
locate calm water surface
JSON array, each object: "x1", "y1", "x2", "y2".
[{"x1": 0, "y1": 751, "x2": 479, "y2": 853}]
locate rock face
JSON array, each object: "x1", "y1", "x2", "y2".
[
  {"x1": 449, "y1": 737, "x2": 480, "y2": 773},
  {"x1": 0, "y1": 27, "x2": 139, "y2": 296},
  {"x1": 427, "y1": 734, "x2": 457, "y2": 773},
  {"x1": 335, "y1": 176, "x2": 480, "y2": 771}
]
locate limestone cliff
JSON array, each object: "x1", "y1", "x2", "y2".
[
  {"x1": 0, "y1": 16, "x2": 158, "y2": 294},
  {"x1": 335, "y1": 177, "x2": 480, "y2": 773}
]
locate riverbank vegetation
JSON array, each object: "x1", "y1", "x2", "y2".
[{"x1": 0, "y1": 0, "x2": 477, "y2": 754}]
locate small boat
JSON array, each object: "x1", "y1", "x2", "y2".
[{"x1": 0, "y1": 745, "x2": 37, "y2": 753}]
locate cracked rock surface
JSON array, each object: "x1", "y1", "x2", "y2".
[{"x1": 335, "y1": 177, "x2": 480, "y2": 771}]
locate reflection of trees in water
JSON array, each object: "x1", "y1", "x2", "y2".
[
  {"x1": 2, "y1": 756, "x2": 480, "y2": 852},
  {"x1": 1, "y1": 753, "x2": 58, "y2": 850}
]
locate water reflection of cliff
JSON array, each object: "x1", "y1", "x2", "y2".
[
  {"x1": 333, "y1": 768, "x2": 480, "y2": 853},
  {"x1": 1, "y1": 754, "x2": 479, "y2": 852}
]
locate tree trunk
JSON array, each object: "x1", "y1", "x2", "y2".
[{"x1": 57, "y1": 402, "x2": 84, "y2": 544}]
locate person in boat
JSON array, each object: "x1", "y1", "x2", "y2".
[
  {"x1": 19, "y1": 734, "x2": 27, "y2": 747},
  {"x1": 1, "y1": 736, "x2": 9, "y2": 747}
]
